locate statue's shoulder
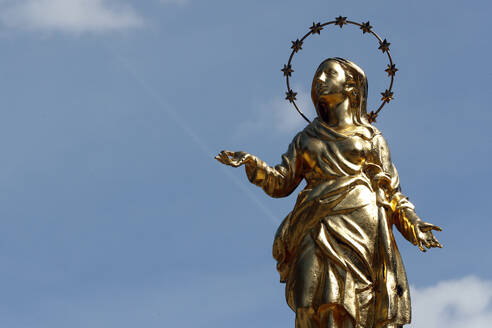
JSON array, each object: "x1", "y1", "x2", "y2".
[
  {"x1": 369, "y1": 127, "x2": 394, "y2": 155},
  {"x1": 298, "y1": 118, "x2": 323, "y2": 138},
  {"x1": 369, "y1": 124, "x2": 383, "y2": 137}
]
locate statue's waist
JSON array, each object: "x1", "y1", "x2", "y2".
[{"x1": 303, "y1": 174, "x2": 373, "y2": 202}]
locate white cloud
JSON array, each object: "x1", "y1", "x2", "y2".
[
  {"x1": 0, "y1": 0, "x2": 143, "y2": 33},
  {"x1": 235, "y1": 88, "x2": 313, "y2": 139},
  {"x1": 410, "y1": 276, "x2": 492, "y2": 328}
]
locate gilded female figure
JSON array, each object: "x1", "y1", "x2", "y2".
[{"x1": 216, "y1": 58, "x2": 442, "y2": 328}]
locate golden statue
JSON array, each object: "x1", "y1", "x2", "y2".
[{"x1": 216, "y1": 17, "x2": 442, "y2": 328}]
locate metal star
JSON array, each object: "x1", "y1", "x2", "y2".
[
  {"x1": 381, "y1": 89, "x2": 394, "y2": 102},
  {"x1": 360, "y1": 21, "x2": 372, "y2": 34},
  {"x1": 378, "y1": 39, "x2": 391, "y2": 53},
  {"x1": 385, "y1": 64, "x2": 398, "y2": 76},
  {"x1": 281, "y1": 64, "x2": 294, "y2": 77},
  {"x1": 335, "y1": 16, "x2": 347, "y2": 28},
  {"x1": 286, "y1": 89, "x2": 298, "y2": 103},
  {"x1": 291, "y1": 39, "x2": 303, "y2": 52},
  {"x1": 367, "y1": 111, "x2": 378, "y2": 123},
  {"x1": 309, "y1": 22, "x2": 323, "y2": 35}
]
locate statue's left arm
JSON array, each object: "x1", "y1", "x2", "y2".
[{"x1": 370, "y1": 133, "x2": 442, "y2": 252}]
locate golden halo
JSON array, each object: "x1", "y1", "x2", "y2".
[{"x1": 282, "y1": 16, "x2": 397, "y2": 123}]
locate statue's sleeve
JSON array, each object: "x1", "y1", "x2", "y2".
[
  {"x1": 372, "y1": 133, "x2": 422, "y2": 245},
  {"x1": 244, "y1": 133, "x2": 304, "y2": 198}
]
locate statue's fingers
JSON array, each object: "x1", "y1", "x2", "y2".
[
  {"x1": 216, "y1": 151, "x2": 229, "y2": 161},
  {"x1": 223, "y1": 150, "x2": 235, "y2": 158},
  {"x1": 214, "y1": 155, "x2": 225, "y2": 163},
  {"x1": 420, "y1": 223, "x2": 442, "y2": 232},
  {"x1": 422, "y1": 238, "x2": 432, "y2": 249},
  {"x1": 218, "y1": 152, "x2": 233, "y2": 165},
  {"x1": 431, "y1": 241, "x2": 443, "y2": 248},
  {"x1": 424, "y1": 233, "x2": 441, "y2": 248},
  {"x1": 417, "y1": 241, "x2": 426, "y2": 252},
  {"x1": 430, "y1": 224, "x2": 442, "y2": 232},
  {"x1": 431, "y1": 236, "x2": 443, "y2": 248},
  {"x1": 218, "y1": 152, "x2": 228, "y2": 161}
]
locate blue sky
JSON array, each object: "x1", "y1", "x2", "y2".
[{"x1": 0, "y1": 0, "x2": 491, "y2": 327}]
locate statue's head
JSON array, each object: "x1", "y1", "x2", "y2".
[{"x1": 311, "y1": 58, "x2": 368, "y2": 125}]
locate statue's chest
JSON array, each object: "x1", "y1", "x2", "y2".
[
  {"x1": 303, "y1": 136, "x2": 372, "y2": 168},
  {"x1": 335, "y1": 136, "x2": 371, "y2": 163}
]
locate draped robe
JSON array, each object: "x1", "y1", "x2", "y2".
[{"x1": 245, "y1": 118, "x2": 420, "y2": 327}]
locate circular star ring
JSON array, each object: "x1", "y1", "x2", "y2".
[{"x1": 282, "y1": 16, "x2": 397, "y2": 123}]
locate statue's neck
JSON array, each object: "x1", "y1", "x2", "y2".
[{"x1": 324, "y1": 98, "x2": 353, "y2": 130}]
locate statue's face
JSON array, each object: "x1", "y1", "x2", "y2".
[
  {"x1": 313, "y1": 60, "x2": 350, "y2": 111},
  {"x1": 312, "y1": 58, "x2": 367, "y2": 125}
]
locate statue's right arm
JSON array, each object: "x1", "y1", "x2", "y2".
[
  {"x1": 243, "y1": 133, "x2": 304, "y2": 198},
  {"x1": 216, "y1": 133, "x2": 304, "y2": 198}
]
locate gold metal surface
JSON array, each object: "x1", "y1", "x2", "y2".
[{"x1": 216, "y1": 58, "x2": 441, "y2": 328}]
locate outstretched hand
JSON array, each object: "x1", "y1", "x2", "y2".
[
  {"x1": 215, "y1": 150, "x2": 253, "y2": 168},
  {"x1": 415, "y1": 221, "x2": 442, "y2": 252}
]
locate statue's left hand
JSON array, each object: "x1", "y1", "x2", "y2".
[
  {"x1": 415, "y1": 221, "x2": 443, "y2": 252},
  {"x1": 215, "y1": 150, "x2": 254, "y2": 168}
]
